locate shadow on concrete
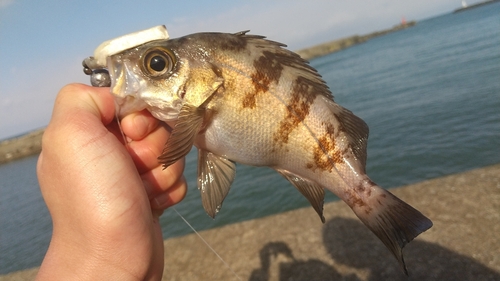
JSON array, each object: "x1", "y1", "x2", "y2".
[
  {"x1": 248, "y1": 242, "x2": 342, "y2": 281},
  {"x1": 249, "y1": 217, "x2": 500, "y2": 281}
]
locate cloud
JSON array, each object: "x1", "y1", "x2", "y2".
[{"x1": 0, "y1": 0, "x2": 14, "y2": 9}]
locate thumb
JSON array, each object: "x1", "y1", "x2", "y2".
[{"x1": 51, "y1": 83, "x2": 116, "y2": 127}]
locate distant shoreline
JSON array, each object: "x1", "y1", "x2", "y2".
[
  {"x1": 296, "y1": 21, "x2": 416, "y2": 60},
  {"x1": 453, "y1": 0, "x2": 500, "y2": 13},
  {"x1": 0, "y1": 21, "x2": 419, "y2": 164},
  {"x1": 0, "y1": 129, "x2": 44, "y2": 164}
]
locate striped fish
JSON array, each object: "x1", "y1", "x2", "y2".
[{"x1": 88, "y1": 28, "x2": 432, "y2": 274}]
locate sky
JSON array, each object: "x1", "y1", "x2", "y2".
[{"x1": 0, "y1": 0, "x2": 482, "y2": 140}]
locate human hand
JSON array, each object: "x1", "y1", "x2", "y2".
[{"x1": 36, "y1": 84, "x2": 187, "y2": 280}]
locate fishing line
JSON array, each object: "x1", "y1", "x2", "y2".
[
  {"x1": 114, "y1": 103, "x2": 128, "y2": 145},
  {"x1": 172, "y1": 207, "x2": 242, "y2": 281}
]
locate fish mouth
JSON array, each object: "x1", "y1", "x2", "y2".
[
  {"x1": 108, "y1": 57, "x2": 149, "y2": 118},
  {"x1": 114, "y1": 94, "x2": 182, "y2": 123},
  {"x1": 114, "y1": 96, "x2": 148, "y2": 119},
  {"x1": 108, "y1": 58, "x2": 141, "y2": 99}
]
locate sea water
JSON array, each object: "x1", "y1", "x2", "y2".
[{"x1": 1, "y1": 2, "x2": 499, "y2": 274}]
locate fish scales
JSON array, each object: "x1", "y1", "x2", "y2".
[
  {"x1": 193, "y1": 33, "x2": 361, "y2": 197},
  {"x1": 83, "y1": 27, "x2": 432, "y2": 275},
  {"x1": 193, "y1": 34, "x2": 335, "y2": 166}
]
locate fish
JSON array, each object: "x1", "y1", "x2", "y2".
[{"x1": 83, "y1": 26, "x2": 432, "y2": 274}]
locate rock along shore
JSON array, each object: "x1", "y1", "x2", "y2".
[{"x1": 1, "y1": 164, "x2": 499, "y2": 280}]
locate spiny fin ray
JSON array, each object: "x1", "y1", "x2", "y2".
[{"x1": 323, "y1": 97, "x2": 369, "y2": 168}]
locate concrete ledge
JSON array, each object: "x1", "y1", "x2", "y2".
[{"x1": 2, "y1": 164, "x2": 499, "y2": 280}]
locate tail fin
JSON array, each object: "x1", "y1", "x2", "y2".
[{"x1": 351, "y1": 188, "x2": 432, "y2": 275}]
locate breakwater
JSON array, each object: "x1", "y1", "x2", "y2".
[
  {"x1": 296, "y1": 21, "x2": 416, "y2": 60},
  {"x1": 0, "y1": 129, "x2": 44, "y2": 164}
]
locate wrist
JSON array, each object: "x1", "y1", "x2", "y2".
[{"x1": 36, "y1": 223, "x2": 158, "y2": 281}]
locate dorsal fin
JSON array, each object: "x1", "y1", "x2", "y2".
[{"x1": 322, "y1": 96, "x2": 369, "y2": 169}]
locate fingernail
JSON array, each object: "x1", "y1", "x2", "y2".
[{"x1": 152, "y1": 193, "x2": 171, "y2": 209}]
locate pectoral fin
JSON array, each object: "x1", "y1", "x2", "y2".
[
  {"x1": 158, "y1": 104, "x2": 204, "y2": 169},
  {"x1": 277, "y1": 169, "x2": 325, "y2": 223},
  {"x1": 198, "y1": 149, "x2": 236, "y2": 218}
]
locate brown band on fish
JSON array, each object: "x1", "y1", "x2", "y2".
[
  {"x1": 273, "y1": 76, "x2": 318, "y2": 146},
  {"x1": 242, "y1": 51, "x2": 284, "y2": 109},
  {"x1": 344, "y1": 188, "x2": 372, "y2": 214},
  {"x1": 308, "y1": 123, "x2": 345, "y2": 172}
]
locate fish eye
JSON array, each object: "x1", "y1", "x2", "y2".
[
  {"x1": 150, "y1": 56, "x2": 166, "y2": 72},
  {"x1": 143, "y1": 48, "x2": 175, "y2": 77}
]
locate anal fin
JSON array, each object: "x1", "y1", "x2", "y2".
[
  {"x1": 198, "y1": 149, "x2": 236, "y2": 218},
  {"x1": 277, "y1": 169, "x2": 325, "y2": 223}
]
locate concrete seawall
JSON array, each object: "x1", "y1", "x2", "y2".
[
  {"x1": 2, "y1": 164, "x2": 499, "y2": 280},
  {"x1": 0, "y1": 129, "x2": 44, "y2": 164},
  {"x1": 295, "y1": 21, "x2": 416, "y2": 61}
]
